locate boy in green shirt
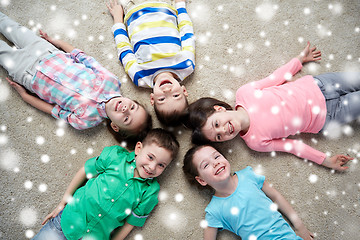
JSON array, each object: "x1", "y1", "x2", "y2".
[{"x1": 33, "y1": 128, "x2": 179, "y2": 240}]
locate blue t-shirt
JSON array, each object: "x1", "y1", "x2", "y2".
[{"x1": 205, "y1": 166, "x2": 302, "y2": 240}]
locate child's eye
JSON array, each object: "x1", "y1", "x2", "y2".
[
  {"x1": 173, "y1": 94, "x2": 180, "y2": 98},
  {"x1": 159, "y1": 163, "x2": 165, "y2": 168},
  {"x1": 215, "y1": 121, "x2": 219, "y2": 127},
  {"x1": 215, "y1": 155, "x2": 220, "y2": 159},
  {"x1": 131, "y1": 104, "x2": 135, "y2": 110},
  {"x1": 124, "y1": 116, "x2": 129, "y2": 122},
  {"x1": 203, "y1": 163, "x2": 208, "y2": 169},
  {"x1": 216, "y1": 134, "x2": 221, "y2": 141},
  {"x1": 148, "y1": 155, "x2": 153, "y2": 160},
  {"x1": 158, "y1": 97, "x2": 165, "y2": 102}
]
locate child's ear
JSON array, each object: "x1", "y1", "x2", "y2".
[
  {"x1": 182, "y1": 86, "x2": 188, "y2": 97},
  {"x1": 134, "y1": 142, "x2": 143, "y2": 155},
  {"x1": 195, "y1": 176, "x2": 208, "y2": 186},
  {"x1": 110, "y1": 122, "x2": 120, "y2": 132},
  {"x1": 150, "y1": 93, "x2": 155, "y2": 106},
  {"x1": 213, "y1": 105, "x2": 226, "y2": 112}
]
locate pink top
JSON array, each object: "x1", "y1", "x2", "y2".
[{"x1": 235, "y1": 58, "x2": 327, "y2": 164}]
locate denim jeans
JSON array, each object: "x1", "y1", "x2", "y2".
[
  {"x1": 314, "y1": 72, "x2": 360, "y2": 130},
  {"x1": 32, "y1": 211, "x2": 67, "y2": 240}
]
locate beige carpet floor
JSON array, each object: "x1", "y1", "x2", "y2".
[{"x1": 0, "y1": 0, "x2": 359, "y2": 239}]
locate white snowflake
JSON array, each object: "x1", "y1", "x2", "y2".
[
  {"x1": 19, "y1": 207, "x2": 37, "y2": 227},
  {"x1": 255, "y1": 3, "x2": 278, "y2": 21}
]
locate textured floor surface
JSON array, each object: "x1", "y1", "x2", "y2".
[{"x1": 0, "y1": 0, "x2": 359, "y2": 239}]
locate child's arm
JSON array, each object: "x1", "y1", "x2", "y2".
[
  {"x1": 268, "y1": 138, "x2": 350, "y2": 171},
  {"x1": 253, "y1": 42, "x2": 321, "y2": 90},
  {"x1": 39, "y1": 30, "x2": 75, "y2": 53},
  {"x1": 41, "y1": 166, "x2": 86, "y2": 225},
  {"x1": 204, "y1": 226, "x2": 218, "y2": 240},
  {"x1": 112, "y1": 222, "x2": 135, "y2": 240},
  {"x1": 262, "y1": 181, "x2": 314, "y2": 240},
  {"x1": 6, "y1": 77, "x2": 54, "y2": 115},
  {"x1": 176, "y1": 0, "x2": 195, "y2": 57},
  {"x1": 107, "y1": 1, "x2": 141, "y2": 86}
]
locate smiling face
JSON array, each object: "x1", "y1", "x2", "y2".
[
  {"x1": 201, "y1": 106, "x2": 242, "y2": 142},
  {"x1": 193, "y1": 146, "x2": 231, "y2": 187},
  {"x1": 151, "y1": 72, "x2": 188, "y2": 114},
  {"x1": 134, "y1": 142, "x2": 172, "y2": 179},
  {"x1": 105, "y1": 97, "x2": 147, "y2": 133},
  {"x1": 192, "y1": 146, "x2": 231, "y2": 189}
]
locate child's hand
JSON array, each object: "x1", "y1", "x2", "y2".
[
  {"x1": 39, "y1": 29, "x2": 61, "y2": 48},
  {"x1": 39, "y1": 29, "x2": 54, "y2": 44},
  {"x1": 41, "y1": 201, "x2": 66, "y2": 225},
  {"x1": 295, "y1": 225, "x2": 314, "y2": 240},
  {"x1": 6, "y1": 77, "x2": 27, "y2": 96},
  {"x1": 322, "y1": 154, "x2": 353, "y2": 171},
  {"x1": 297, "y1": 41, "x2": 321, "y2": 64},
  {"x1": 106, "y1": 0, "x2": 124, "y2": 24}
]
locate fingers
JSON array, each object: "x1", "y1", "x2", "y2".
[
  {"x1": 41, "y1": 213, "x2": 53, "y2": 225},
  {"x1": 335, "y1": 155, "x2": 351, "y2": 171}
]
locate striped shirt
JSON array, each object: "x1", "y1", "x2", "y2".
[
  {"x1": 31, "y1": 49, "x2": 122, "y2": 130},
  {"x1": 112, "y1": 1, "x2": 195, "y2": 88}
]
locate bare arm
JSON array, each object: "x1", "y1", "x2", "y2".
[
  {"x1": 42, "y1": 166, "x2": 87, "y2": 225},
  {"x1": 262, "y1": 181, "x2": 314, "y2": 240},
  {"x1": 112, "y1": 222, "x2": 134, "y2": 240},
  {"x1": 6, "y1": 78, "x2": 54, "y2": 115},
  {"x1": 39, "y1": 30, "x2": 75, "y2": 53},
  {"x1": 204, "y1": 226, "x2": 218, "y2": 240}
]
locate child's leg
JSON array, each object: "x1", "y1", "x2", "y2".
[
  {"x1": 0, "y1": 41, "x2": 34, "y2": 90},
  {"x1": 0, "y1": 12, "x2": 58, "y2": 90},
  {"x1": 0, "y1": 12, "x2": 54, "y2": 50},
  {"x1": 32, "y1": 212, "x2": 67, "y2": 240},
  {"x1": 315, "y1": 72, "x2": 360, "y2": 124}
]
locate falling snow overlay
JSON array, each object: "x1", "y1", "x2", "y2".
[{"x1": 0, "y1": 0, "x2": 359, "y2": 239}]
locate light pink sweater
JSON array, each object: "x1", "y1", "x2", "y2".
[{"x1": 235, "y1": 58, "x2": 327, "y2": 164}]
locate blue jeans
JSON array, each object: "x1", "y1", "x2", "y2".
[
  {"x1": 314, "y1": 72, "x2": 360, "y2": 130},
  {"x1": 32, "y1": 211, "x2": 67, "y2": 240}
]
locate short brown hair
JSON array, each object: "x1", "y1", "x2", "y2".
[{"x1": 142, "y1": 128, "x2": 180, "y2": 160}]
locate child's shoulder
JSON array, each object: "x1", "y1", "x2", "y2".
[
  {"x1": 236, "y1": 166, "x2": 254, "y2": 176},
  {"x1": 236, "y1": 166, "x2": 264, "y2": 182}
]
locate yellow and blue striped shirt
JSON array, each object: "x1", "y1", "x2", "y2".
[{"x1": 112, "y1": 1, "x2": 195, "y2": 88}]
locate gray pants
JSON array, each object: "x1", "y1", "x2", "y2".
[
  {"x1": 315, "y1": 72, "x2": 360, "y2": 129},
  {"x1": 0, "y1": 12, "x2": 58, "y2": 91}
]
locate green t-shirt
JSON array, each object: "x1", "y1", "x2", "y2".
[{"x1": 61, "y1": 146, "x2": 160, "y2": 240}]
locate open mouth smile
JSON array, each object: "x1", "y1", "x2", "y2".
[
  {"x1": 143, "y1": 166, "x2": 153, "y2": 176},
  {"x1": 159, "y1": 80, "x2": 172, "y2": 87},
  {"x1": 115, "y1": 101, "x2": 122, "y2": 111},
  {"x1": 215, "y1": 166, "x2": 225, "y2": 175},
  {"x1": 228, "y1": 122, "x2": 234, "y2": 134}
]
